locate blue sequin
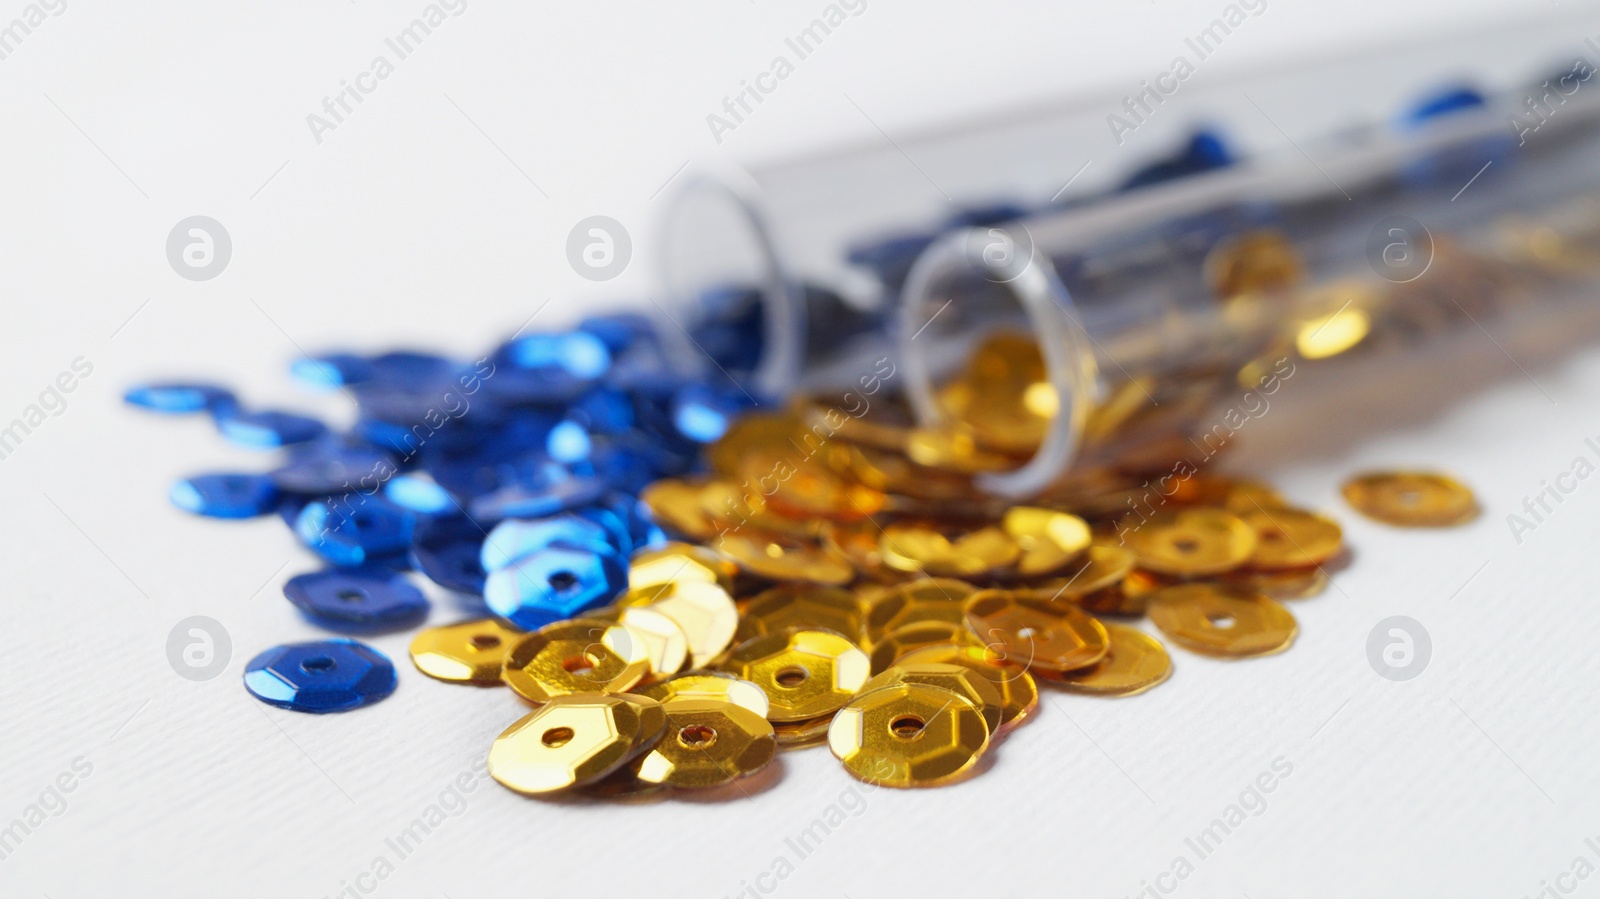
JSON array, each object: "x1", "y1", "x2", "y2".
[
  {"x1": 271, "y1": 441, "x2": 396, "y2": 495},
  {"x1": 170, "y1": 473, "x2": 280, "y2": 519},
  {"x1": 291, "y1": 354, "x2": 375, "y2": 390},
  {"x1": 672, "y1": 382, "x2": 760, "y2": 444},
  {"x1": 294, "y1": 496, "x2": 416, "y2": 567},
  {"x1": 124, "y1": 382, "x2": 237, "y2": 416},
  {"x1": 384, "y1": 473, "x2": 457, "y2": 515},
  {"x1": 1119, "y1": 128, "x2": 1234, "y2": 192},
  {"x1": 410, "y1": 517, "x2": 487, "y2": 595},
  {"x1": 283, "y1": 567, "x2": 429, "y2": 630},
  {"x1": 243, "y1": 639, "x2": 396, "y2": 713},
  {"x1": 219, "y1": 410, "x2": 327, "y2": 449},
  {"x1": 468, "y1": 473, "x2": 606, "y2": 522},
  {"x1": 483, "y1": 543, "x2": 627, "y2": 630},
  {"x1": 546, "y1": 420, "x2": 592, "y2": 463},
  {"x1": 480, "y1": 514, "x2": 618, "y2": 572}
]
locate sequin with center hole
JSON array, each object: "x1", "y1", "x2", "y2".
[
  {"x1": 861, "y1": 578, "x2": 975, "y2": 646},
  {"x1": 722, "y1": 630, "x2": 869, "y2": 723},
  {"x1": 1120, "y1": 508, "x2": 1257, "y2": 577},
  {"x1": 1341, "y1": 471, "x2": 1479, "y2": 527},
  {"x1": 897, "y1": 643, "x2": 1038, "y2": 732},
  {"x1": 963, "y1": 589, "x2": 1110, "y2": 674},
  {"x1": 488, "y1": 693, "x2": 665, "y2": 795},
  {"x1": 634, "y1": 697, "x2": 776, "y2": 788},
  {"x1": 502, "y1": 619, "x2": 652, "y2": 703},
  {"x1": 169, "y1": 473, "x2": 280, "y2": 519},
  {"x1": 484, "y1": 543, "x2": 628, "y2": 630},
  {"x1": 283, "y1": 566, "x2": 429, "y2": 630},
  {"x1": 633, "y1": 672, "x2": 771, "y2": 718},
  {"x1": 861, "y1": 662, "x2": 1003, "y2": 735},
  {"x1": 867, "y1": 621, "x2": 975, "y2": 674},
  {"x1": 1146, "y1": 583, "x2": 1298, "y2": 657},
  {"x1": 409, "y1": 618, "x2": 523, "y2": 685},
  {"x1": 829, "y1": 683, "x2": 989, "y2": 788},
  {"x1": 243, "y1": 639, "x2": 396, "y2": 713}
]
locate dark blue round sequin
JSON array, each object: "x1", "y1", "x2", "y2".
[
  {"x1": 672, "y1": 382, "x2": 761, "y2": 444},
  {"x1": 367, "y1": 351, "x2": 459, "y2": 391},
  {"x1": 480, "y1": 514, "x2": 618, "y2": 572},
  {"x1": 291, "y1": 354, "x2": 376, "y2": 390},
  {"x1": 294, "y1": 497, "x2": 416, "y2": 567},
  {"x1": 271, "y1": 441, "x2": 396, "y2": 495},
  {"x1": 243, "y1": 639, "x2": 396, "y2": 713},
  {"x1": 219, "y1": 410, "x2": 328, "y2": 449},
  {"x1": 483, "y1": 542, "x2": 627, "y2": 630},
  {"x1": 124, "y1": 382, "x2": 237, "y2": 416},
  {"x1": 283, "y1": 567, "x2": 429, "y2": 630},
  {"x1": 410, "y1": 516, "x2": 487, "y2": 595},
  {"x1": 169, "y1": 473, "x2": 280, "y2": 519}
]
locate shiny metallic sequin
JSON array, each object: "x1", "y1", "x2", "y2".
[
  {"x1": 244, "y1": 639, "x2": 396, "y2": 713},
  {"x1": 722, "y1": 630, "x2": 869, "y2": 723},
  {"x1": 635, "y1": 697, "x2": 776, "y2": 788},
  {"x1": 633, "y1": 672, "x2": 770, "y2": 718},
  {"x1": 1240, "y1": 507, "x2": 1344, "y2": 569},
  {"x1": 828, "y1": 683, "x2": 989, "y2": 788},
  {"x1": 1341, "y1": 470, "x2": 1480, "y2": 526},
  {"x1": 409, "y1": 618, "x2": 522, "y2": 685},
  {"x1": 619, "y1": 581, "x2": 738, "y2": 669},
  {"x1": 964, "y1": 589, "x2": 1110, "y2": 674},
  {"x1": 897, "y1": 643, "x2": 1038, "y2": 732},
  {"x1": 502, "y1": 619, "x2": 652, "y2": 703},
  {"x1": 1121, "y1": 508, "x2": 1257, "y2": 576},
  {"x1": 861, "y1": 662, "x2": 1004, "y2": 735},
  {"x1": 1047, "y1": 622, "x2": 1172, "y2": 695},
  {"x1": 488, "y1": 693, "x2": 665, "y2": 795},
  {"x1": 1146, "y1": 583, "x2": 1297, "y2": 657}
]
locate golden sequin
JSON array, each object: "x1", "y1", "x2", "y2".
[
  {"x1": 502, "y1": 619, "x2": 651, "y2": 704},
  {"x1": 635, "y1": 698, "x2": 776, "y2": 789},
  {"x1": 1341, "y1": 471, "x2": 1479, "y2": 527},
  {"x1": 1002, "y1": 507, "x2": 1092, "y2": 577},
  {"x1": 408, "y1": 618, "x2": 522, "y2": 685},
  {"x1": 1146, "y1": 583, "x2": 1297, "y2": 657},
  {"x1": 629, "y1": 542, "x2": 738, "y2": 593},
  {"x1": 634, "y1": 672, "x2": 771, "y2": 718},
  {"x1": 618, "y1": 581, "x2": 738, "y2": 670},
  {"x1": 488, "y1": 693, "x2": 665, "y2": 795},
  {"x1": 897, "y1": 643, "x2": 1038, "y2": 732},
  {"x1": 964, "y1": 589, "x2": 1110, "y2": 674},
  {"x1": 1121, "y1": 508, "x2": 1257, "y2": 576},
  {"x1": 867, "y1": 621, "x2": 973, "y2": 674},
  {"x1": 583, "y1": 606, "x2": 690, "y2": 680},
  {"x1": 1240, "y1": 507, "x2": 1343, "y2": 569},
  {"x1": 1048, "y1": 623, "x2": 1171, "y2": 696},
  {"x1": 721, "y1": 630, "x2": 869, "y2": 722},
  {"x1": 715, "y1": 530, "x2": 856, "y2": 586},
  {"x1": 828, "y1": 683, "x2": 989, "y2": 788},
  {"x1": 735, "y1": 584, "x2": 862, "y2": 644},
  {"x1": 862, "y1": 662, "x2": 1004, "y2": 735}
]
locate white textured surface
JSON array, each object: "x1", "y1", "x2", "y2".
[{"x1": 4, "y1": 2, "x2": 1600, "y2": 897}]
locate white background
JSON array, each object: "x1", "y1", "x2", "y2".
[{"x1": 5, "y1": 1, "x2": 1600, "y2": 897}]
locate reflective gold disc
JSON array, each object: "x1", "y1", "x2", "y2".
[
  {"x1": 629, "y1": 542, "x2": 738, "y2": 593},
  {"x1": 964, "y1": 589, "x2": 1110, "y2": 674},
  {"x1": 639, "y1": 478, "x2": 718, "y2": 541},
  {"x1": 898, "y1": 643, "x2": 1038, "y2": 732},
  {"x1": 1120, "y1": 508, "x2": 1257, "y2": 576},
  {"x1": 828, "y1": 683, "x2": 989, "y2": 788},
  {"x1": 722, "y1": 630, "x2": 870, "y2": 723},
  {"x1": 633, "y1": 672, "x2": 771, "y2": 718},
  {"x1": 618, "y1": 581, "x2": 738, "y2": 669},
  {"x1": 1225, "y1": 565, "x2": 1330, "y2": 600},
  {"x1": 488, "y1": 693, "x2": 666, "y2": 795},
  {"x1": 773, "y1": 714, "x2": 834, "y2": 747},
  {"x1": 1240, "y1": 507, "x2": 1343, "y2": 570},
  {"x1": 1002, "y1": 507, "x2": 1091, "y2": 576},
  {"x1": 905, "y1": 425, "x2": 1017, "y2": 474},
  {"x1": 1341, "y1": 471, "x2": 1479, "y2": 527},
  {"x1": 1073, "y1": 582, "x2": 1148, "y2": 617},
  {"x1": 584, "y1": 606, "x2": 690, "y2": 680},
  {"x1": 715, "y1": 530, "x2": 856, "y2": 586},
  {"x1": 635, "y1": 698, "x2": 777, "y2": 789},
  {"x1": 735, "y1": 584, "x2": 863, "y2": 644},
  {"x1": 862, "y1": 662, "x2": 1003, "y2": 735},
  {"x1": 868, "y1": 621, "x2": 974, "y2": 674},
  {"x1": 1146, "y1": 584, "x2": 1297, "y2": 657},
  {"x1": 861, "y1": 577, "x2": 975, "y2": 645},
  {"x1": 409, "y1": 618, "x2": 523, "y2": 685},
  {"x1": 502, "y1": 620, "x2": 652, "y2": 704},
  {"x1": 1039, "y1": 544, "x2": 1137, "y2": 597},
  {"x1": 1048, "y1": 623, "x2": 1171, "y2": 696},
  {"x1": 879, "y1": 523, "x2": 1020, "y2": 578}
]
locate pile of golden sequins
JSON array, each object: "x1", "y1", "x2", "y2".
[{"x1": 407, "y1": 324, "x2": 1481, "y2": 795}]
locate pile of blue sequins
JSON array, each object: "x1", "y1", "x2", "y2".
[{"x1": 126, "y1": 309, "x2": 763, "y2": 713}]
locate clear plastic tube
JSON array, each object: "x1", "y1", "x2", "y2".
[{"x1": 898, "y1": 84, "x2": 1600, "y2": 496}]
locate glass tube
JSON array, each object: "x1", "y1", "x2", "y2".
[
  {"x1": 897, "y1": 81, "x2": 1600, "y2": 497},
  {"x1": 655, "y1": 11, "x2": 1598, "y2": 402}
]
